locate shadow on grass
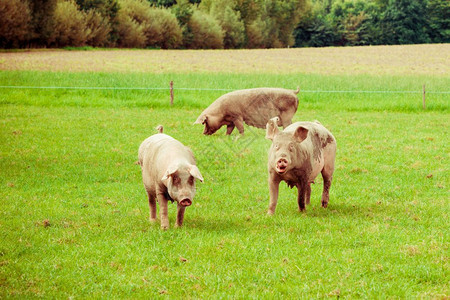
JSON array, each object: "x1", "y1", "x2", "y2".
[
  {"x1": 135, "y1": 200, "x2": 391, "y2": 233},
  {"x1": 271, "y1": 200, "x2": 386, "y2": 221}
]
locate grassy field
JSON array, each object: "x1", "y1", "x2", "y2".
[{"x1": 0, "y1": 46, "x2": 449, "y2": 298}]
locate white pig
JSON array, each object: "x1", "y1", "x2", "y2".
[
  {"x1": 138, "y1": 126, "x2": 203, "y2": 229},
  {"x1": 266, "y1": 117, "x2": 336, "y2": 214}
]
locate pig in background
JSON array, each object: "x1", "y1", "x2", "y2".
[
  {"x1": 138, "y1": 125, "x2": 204, "y2": 229},
  {"x1": 265, "y1": 117, "x2": 337, "y2": 214},
  {"x1": 194, "y1": 87, "x2": 300, "y2": 135}
]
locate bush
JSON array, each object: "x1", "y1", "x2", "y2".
[
  {"x1": 85, "y1": 10, "x2": 112, "y2": 47},
  {"x1": 52, "y1": 0, "x2": 88, "y2": 47},
  {"x1": 0, "y1": 0, "x2": 32, "y2": 48},
  {"x1": 206, "y1": 0, "x2": 245, "y2": 49},
  {"x1": 186, "y1": 10, "x2": 223, "y2": 49},
  {"x1": 150, "y1": 8, "x2": 182, "y2": 49},
  {"x1": 116, "y1": 8, "x2": 146, "y2": 47},
  {"x1": 76, "y1": 0, "x2": 120, "y2": 46},
  {"x1": 245, "y1": 18, "x2": 267, "y2": 48},
  {"x1": 116, "y1": 0, "x2": 182, "y2": 48}
]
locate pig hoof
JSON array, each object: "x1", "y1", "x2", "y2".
[
  {"x1": 267, "y1": 210, "x2": 275, "y2": 216},
  {"x1": 322, "y1": 202, "x2": 328, "y2": 208},
  {"x1": 161, "y1": 225, "x2": 169, "y2": 230},
  {"x1": 149, "y1": 217, "x2": 157, "y2": 223}
]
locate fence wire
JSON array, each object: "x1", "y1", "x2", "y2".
[{"x1": 0, "y1": 85, "x2": 449, "y2": 94}]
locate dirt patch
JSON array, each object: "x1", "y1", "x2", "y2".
[{"x1": 0, "y1": 44, "x2": 448, "y2": 76}]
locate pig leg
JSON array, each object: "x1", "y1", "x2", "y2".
[
  {"x1": 234, "y1": 118, "x2": 245, "y2": 135},
  {"x1": 156, "y1": 192, "x2": 170, "y2": 230},
  {"x1": 305, "y1": 183, "x2": 311, "y2": 205},
  {"x1": 321, "y1": 173, "x2": 332, "y2": 208},
  {"x1": 268, "y1": 176, "x2": 281, "y2": 215},
  {"x1": 175, "y1": 203, "x2": 186, "y2": 227},
  {"x1": 226, "y1": 124, "x2": 235, "y2": 135},
  {"x1": 146, "y1": 189, "x2": 157, "y2": 222},
  {"x1": 297, "y1": 182, "x2": 307, "y2": 212},
  {"x1": 321, "y1": 155, "x2": 335, "y2": 208}
]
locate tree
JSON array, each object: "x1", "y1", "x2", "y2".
[
  {"x1": 116, "y1": 0, "x2": 182, "y2": 48},
  {"x1": 84, "y1": 9, "x2": 112, "y2": 47},
  {"x1": 294, "y1": 12, "x2": 337, "y2": 47},
  {"x1": 52, "y1": 0, "x2": 88, "y2": 47},
  {"x1": 147, "y1": 0, "x2": 176, "y2": 7},
  {"x1": 147, "y1": 0, "x2": 201, "y2": 7},
  {"x1": 28, "y1": 0, "x2": 58, "y2": 46},
  {"x1": 426, "y1": 0, "x2": 450, "y2": 43},
  {"x1": 0, "y1": 0, "x2": 32, "y2": 48},
  {"x1": 329, "y1": 0, "x2": 381, "y2": 46},
  {"x1": 76, "y1": 0, "x2": 120, "y2": 45},
  {"x1": 245, "y1": 0, "x2": 308, "y2": 48},
  {"x1": 294, "y1": 2, "x2": 337, "y2": 47},
  {"x1": 186, "y1": 9, "x2": 223, "y2": 48},
  {"x1": 202, "y1": 0, "x2": 245, "y2": 48},
  {"x1": 380, "y1": 0, "x2": 430, "y2": 44},
  {"x1": 150, "y1": 8, "x2": 183, "y2": 48}
]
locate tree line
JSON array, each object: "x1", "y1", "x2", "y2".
[{"x1": 0, "y1": 0, "x2": 448, "y2": 49}]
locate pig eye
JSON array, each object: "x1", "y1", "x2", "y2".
[
  {"x1": 289, "y1": 144, "x2": 294, "y2": 151},
  {"x1": 188, "y1": 176, "x2": 194, "y2": 185},
  {"x1": 275, "y1": 144, "x2": 279, "y2": 149},
  {"x1": 172, "y1": 175, "x2": 180, "y2": 185}
]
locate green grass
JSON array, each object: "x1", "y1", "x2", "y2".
[{"x1": 0, "y1": 70, "x2": 449, "y2": 298}]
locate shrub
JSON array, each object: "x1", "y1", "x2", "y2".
[
  {"x1": 245, "y1": 18, "x2": 267, "y2": 48},
  {"x1": 149, "y1": 8, "x2": 182, "y2": 49},
  {"x1": 0, "y1": 0, "x2": 32, "y2": 48},
  {"x1": 187, "y1": 10, "x2": 223, "y2": 49},
  {"x1": 52, "y1": 0, "x2": 88, "y2": 47},
  {"x1": 116, "y1": 0, "x2": 182, "y2": 48},
  {"x1": 206, "y1": 0, "x2": 245, "y2": 49},
  {"x1": 75, "y1": 0, "x2": 120, "y2": 46},
  {"x1": 116, "y1": 0, "x2": 148, "y2": 48},
  {"x1": 85, "y1": 10, "x2": 112, "y2": 47}
]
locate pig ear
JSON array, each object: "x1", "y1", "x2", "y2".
[
  {"x1": 161, "y1": 164, "x2": 178, "y2": 181},
  {"x1": 265, "y1": 117, "x2": 280, "y2": 140},
  {"x1": 194, "y1": 115, "x2": 208, "y2": 125},
  {"x1": 189, "y1": 165, "x2": 204, "y2": 183},
  {"x1": 293, "y1": 126, "x2": 308, "y2": 143}
]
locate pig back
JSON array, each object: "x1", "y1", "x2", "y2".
[
  {"x1": 139, "y1": 134, "x2": 195, "y2": 187},
  {"x1": 285, "y1": 121, "x2": 335, "y2": 151},
  {"x1": 205, "y1": 88, "x2": 298, "y2": 128}
]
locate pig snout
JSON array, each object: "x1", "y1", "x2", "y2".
[
  {"x1": 276, "y1": 158, "x2": 288, "y2": 174},
  {"x1": 180, "y1": 198, "x2": 192, "y2": 207}
]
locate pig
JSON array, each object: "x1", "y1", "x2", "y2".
[
  {"x1": 265, "y1": 117, "x2": 336, "y2": 215},
  {"x1": 194, "y1": 87, "x2": 300, "y2": 135},
  {"x1": 138, "y1": 125, "x2": 204, "y2": 229}
]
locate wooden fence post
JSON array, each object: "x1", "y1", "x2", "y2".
[
  {"x1": 170, "y1": 80, "x2": 174, "y2": 106},
  {"x1": 422, "y1": 84, "x2": 426, "y2": 110}
]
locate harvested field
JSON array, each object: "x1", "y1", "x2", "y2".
[{"x1": 0, "y1": 44, "x2": 449, "y2": 75}]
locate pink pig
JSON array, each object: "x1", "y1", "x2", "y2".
[
  {"x1": 195, "y1": 87, "x2": 299, "y2": 135},
  {"x1": 266, "y1": 117, "x2": 337, "y2": 214}
]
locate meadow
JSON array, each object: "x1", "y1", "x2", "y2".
[{"x1": 0, "y1": 45, "x2": 449, "y2": 298}]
